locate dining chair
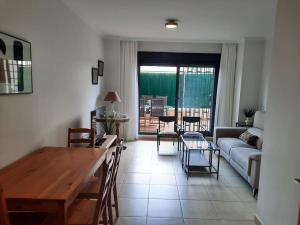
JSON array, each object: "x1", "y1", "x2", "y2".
[
  {"x1": 0, "y1": 185, "x2": 10, "y2": 225},
  {"x1": 0, "y1": 185, "x2": 47, "y2": 225},
  {"x1": 156, "y1": 116, "x2": 179, "y2": 152},
  {"x1": 77, "y1": 140, "x2": 124, "y2": 225},
  {"x1": 107, "y1": 140, "x2": 124, "y2": 223},
  {"x1": 150, "y1": 98, "x2": 165, "y2": 124},
  {"x1": 67, "y1": 128, "x2": 95, "y2": 148},
  {"x1": 67, "y1": 155, "x2": 115, "y2": 225}
]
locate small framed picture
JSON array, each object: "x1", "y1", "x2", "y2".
[
  {"x1": 98, "y1": 60, "x2": 104, "y2": 76},
  {"x1": 92, "y1": 67, "x2": 98, "y2": 85}
]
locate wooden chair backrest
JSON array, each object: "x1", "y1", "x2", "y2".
[
  {"x1": 0, "y1": 185, "x2": 10, "y2": 225},
  {"x1": 67, "y1": 128, "x2": 95, "y2": 148},
  {"x1": 92, "y1": 155, "x2": 115, "y2": 225},
  {"x1": 112, "y1": 140, "x2": 124, "y2": 185}
]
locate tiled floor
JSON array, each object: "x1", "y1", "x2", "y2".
[{"x1": 115, "y1": 140, "x2": 256, "y2": 225}]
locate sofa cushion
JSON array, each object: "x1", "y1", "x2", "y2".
[
  {"x1": 230, "y1": 147, "x2": 260, "y2": 171},
  {"x1": 239, "y1": 131, "x2": 259, "y2": 147},
  {"x1": 247, "y1": 127, "x2": 263, "y2": 139},
  {"x1": 217, "y1": 138, "x2": 255, "y2": 155},
  {"x1": 247, "y1": 127, "x2": 264, "y2": 150}
]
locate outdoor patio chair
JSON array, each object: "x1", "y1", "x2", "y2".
[
  {"x1": 182, "y1": 116, "x2": 201, "y2": 134},
  {"x1": 178, "y1": 116, "x2": 208, "y2": 153},
  {"x1": 156, "y1": 96, "x2": 168, "y2": 114},
  {"x1": 157, "y1": 116, "x2": 179, "y2": 152},
  {"x1": 150, "y1": 98, "x2": 165, "y2": 124},
  {"x1": 141, "y1": 95, "x2": 152, "y2": 105},
  {"x1": 156, "y1": 96, "x2": 167, "y2": 106},
  {"x1": 139, "y1": 98, "x2": 146, "y2": 127}
]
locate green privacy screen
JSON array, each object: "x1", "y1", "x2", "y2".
[{"x1": 139, "y1": 71, "x2": 215, "y2": 108}]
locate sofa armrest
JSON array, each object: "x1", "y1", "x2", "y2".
[
  {"x1": 249, "y1": 152, "x2": 262, "y2": 161},
  {"x1": 213, "y1": 127, "x2": 247, "y2": 144},
  {"x1": 247, "y1": 152, "x2": 262, "y2": 189}
]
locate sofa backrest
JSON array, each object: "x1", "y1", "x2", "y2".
[{"x1": 253, "y1": 111, "x2": 265, "y2": 130}]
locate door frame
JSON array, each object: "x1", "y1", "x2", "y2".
[{"x1": 138, "y1": 52, "x2": 221, "y2": 136}]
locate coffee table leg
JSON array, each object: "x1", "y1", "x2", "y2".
[
  {"x1": 187, "y1": 149, "x2": 190, "y2": 179},
  {"x1": 217, "y1": 150, "x2": 220, "y2": 180}
]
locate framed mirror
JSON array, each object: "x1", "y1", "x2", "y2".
[{"x1": 0, "y1": 32, "x2": 32, "y2": 94}]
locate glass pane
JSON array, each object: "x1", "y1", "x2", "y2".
[
  {"x1": 139, "y1": 66, "x2": 176, "y2": 134},
  {"x1": 178, "y1": 66, "x2": 216, "y2": 133}
]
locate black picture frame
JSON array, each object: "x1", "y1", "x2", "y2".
[
  {"x1": 98, "y1": 60, "x2": 104, "y2": 76},
  {"x1": 92, "y1": 67, "x2": 98, "y2": 85},
  {"x1": 0, "y1": 31, "x2": 33, "y2": 95}
]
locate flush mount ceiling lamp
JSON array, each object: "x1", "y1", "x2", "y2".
[{"x1": 165, "y1": 19, "x2": 178, "y2": 29}]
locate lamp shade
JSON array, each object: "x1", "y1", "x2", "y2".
[{"x1": 104, "y1": 91, "x2": 121, "y2": 103}]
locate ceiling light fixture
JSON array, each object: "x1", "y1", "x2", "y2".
[{"x1": 165, "y1": 19, "x2": 178, "y2": 29}]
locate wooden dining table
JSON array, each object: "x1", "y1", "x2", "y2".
[{"x1": 0, "y1": 146, "x2": 108, "y2": 225}]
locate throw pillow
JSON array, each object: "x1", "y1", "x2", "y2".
[{"x1": 239, "y1": 131, "x2": 259, "y2": 147}]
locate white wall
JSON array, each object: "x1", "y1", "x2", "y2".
[
  {"x1": 259, "y1": 39, "x2": 274, "y2": 110},
  {"x1": 138, "y1": 41, "x2": 222, "y2": 53},
  {"x1": 232, "y1": 40, "x2": 245, "y2": 123},
  {"x1": 256, "y1": 0, "x2": 300, "y2": 224},
  {"x1": 0, "y1": 0, "x2": 104, "y2": 168},
  {"x1": 103, "y1": 38, "x2": 121, "y2": 97},
  {"x1": 235, "y1": 38, "x2": 266, "y2": 121}
]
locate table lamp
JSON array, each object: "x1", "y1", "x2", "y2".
[{"x1": 104, "y1": 91, "x2": 121, "y2": 116}]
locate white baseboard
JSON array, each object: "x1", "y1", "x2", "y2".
[{"x1": 255, "y1": 214, "x2": 265, "y2": 225}]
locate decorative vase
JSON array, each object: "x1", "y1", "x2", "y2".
[{"x1": 245, "y1": 117, "x2": 251, "y2": 125}]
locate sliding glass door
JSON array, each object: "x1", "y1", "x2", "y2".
[
  {"x1": 178, "y1": 66, "x2": 217, "y2": 135},
  {"x1": 138, "y1": 52, "x2": 220, "y2": 135},
  {"x1": 139, "y1": 66, "x2": 176, "y2": 133}
]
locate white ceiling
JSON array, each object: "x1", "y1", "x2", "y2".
[{"x1": 63, "y1": 0, "x2": 277, "y2": 42}]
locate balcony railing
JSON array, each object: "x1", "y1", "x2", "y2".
[{"x1": 139, "y1": 107, "x2": 211, "y2": 134}]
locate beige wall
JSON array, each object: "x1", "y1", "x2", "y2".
[
  {"x1": 0, "y1": 0, "x2": 104, "y2": 168},
  {"x1": 256, "y1": 0, "x2": 300, "y2": 224}
]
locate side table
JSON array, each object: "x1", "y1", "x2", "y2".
[
  {"x1": 235, "y1": 121, "x2": 253, "y2": 127},
  {"x1": 96, "y1": 116, "x2": 130, "y2": 148}
]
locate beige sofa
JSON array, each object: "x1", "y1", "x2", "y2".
[{"x1": 214, "y1": 111, "x2": 265, "y2": 196}]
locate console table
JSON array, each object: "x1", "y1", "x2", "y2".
[
  {"x1": 96, "y1": 116, "x2": 129, "y2": 148},
  {"x1": 235, "y1": 121, "x2": 253, "y2": 127}
]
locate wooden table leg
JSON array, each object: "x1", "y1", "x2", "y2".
[
  {"x1": 115, "y1": 121, "x2": 121, "y2": 144},
  {"x1": 47, "y1": 203, "x2": 66, "y2": 225},
  {"x1": 7, "y1": 200, "x2": 67, "y2": 225}
]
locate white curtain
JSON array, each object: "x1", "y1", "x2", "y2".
[
  {"x1": 215, "y1": 44, "x2": 237, "y2": 127},
  {"x1": 119, "y1": 40, "x2": 138, "y2": 140}
]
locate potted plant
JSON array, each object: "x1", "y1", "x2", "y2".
[
  {"x1": 103, "y1": 114, "x2": 116, "y2": 135},
  {"x1": 243, "y1": 108, "x2": 256, "y2": 125}
]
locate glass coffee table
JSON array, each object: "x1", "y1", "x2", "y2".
[{"x1": 180, "y1": 133, "x2": 221, "y2": 179}]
